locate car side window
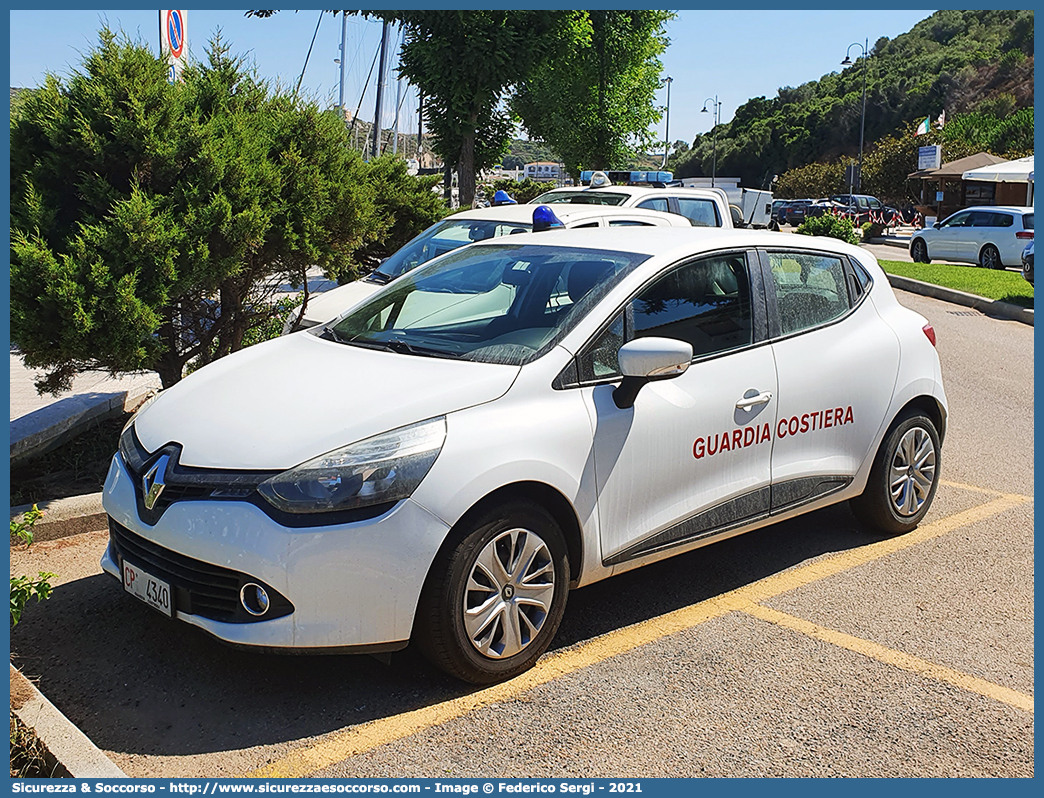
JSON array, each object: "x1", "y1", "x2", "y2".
[
  {"x1": 636, "y1": 198, "x2": 670, "y2": 214},
  {"x1": 673, "y1": 197, "x2": 721, "y2": 227},
  {"x1": 941, "y1": 213, "x2": 970, "y2": 228},
  {"x1": 608, "y1": 219, "x2": 655, "y2": 227},
  {"x1": 577, "y1": 313, "x2": 625, "y2": 380},
  {"x1": 991, "y1": 213, "x2": 1014, "y2": 228},
  {"x1": 970, "y1": 211, "x2": 995, "y2": 227},
  {"x1": 767, "y1": 252, "x2": 851, "y2": 336},
  {"x1": 576, "y1": 254, "x2": 754, "y2": 382},
  {"x1": 632, "y1": 253, "x2": 753, "y2": 357}
]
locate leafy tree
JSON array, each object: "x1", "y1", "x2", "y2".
[
  {"x1": 774, "y1": 161, "x2": 845, "y2": 200},
  {"x1": 386, "y1": 11, "x2": 575, "y2": 207},
  {"x1": 10, "y1": 29, "x2": 378, "y2": 391},
  {"x1": 351, "y1": 155, "x2": 448, "y2": 274},
  {"x1": 511, "y1": 10, "x2": 673, "y2": 179}
]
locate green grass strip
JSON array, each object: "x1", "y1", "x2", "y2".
[{"x1": 878, "y1": 259, "x2": 1034, "y2": 309}]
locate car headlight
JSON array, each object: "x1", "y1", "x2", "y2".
[{"x1": 257, "y1": 417, "x2": 447, "y2": 514}]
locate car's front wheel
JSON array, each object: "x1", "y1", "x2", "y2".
[
  {"x1": 416, "y1": 501, "x2": 569, "y2": 684},
  {"x1": 850, "y1": 409, "x2": 941, "y2": 535},
  {"x1": 980, "y1": 244, "x2": 1003, "y2": 270},
  {"x1": 911, "y1": 238, "x2": 930, "y2": 263}
]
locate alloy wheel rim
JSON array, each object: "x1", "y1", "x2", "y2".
[
  {"x1": 463, "y1": 528, "x2": 555, "y2": 659},
  {"x1": 983, "y1": 248, "x2": 998, "y2": 268},
  {"x1": 889, "y1": 427, "x2": 937, "y2": 517}
]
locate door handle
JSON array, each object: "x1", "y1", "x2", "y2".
[{"x1": 736, "y1": 391, "x2": 773, "y2": 410}]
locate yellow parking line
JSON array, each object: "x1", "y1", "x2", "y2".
[
  {"x1": 743, "y1": 603, "x2": 1033, "y2": 714},
  {"x1": 721, "y1": 492, "x2": 1029, "y2": 607},
  {"x1": 245, "y1": 489, "x2": 1031, "y2": 778},
  {"x1": 939, "y1": 479, "x2": 1027, "y2": 498}
]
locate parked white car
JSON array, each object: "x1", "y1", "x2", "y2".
[
  {"x1": 909, "y1": 206, "x2": 1034, "y2": 269},
  {"x1": 284, "y1": 204, "x2": 693, "y2": 333},
  {"x1": 103, "y1": 228, "x2": 946, "y2": 684},
  {"x1": 530, "y1": 184, "x2": 733, "y2": 229}
]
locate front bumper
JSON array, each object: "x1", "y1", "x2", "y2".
[{"x1": 100, "y1": 453, "x2": 451, "y2": 649}]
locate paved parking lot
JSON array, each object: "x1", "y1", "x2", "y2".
[{"x1": 10, "y1": 290, "x2": 1032, "y2": 778}]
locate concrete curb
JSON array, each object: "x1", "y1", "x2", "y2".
[
  {"x1": 10, "y1": 382, "x2": 158, "y2": 466},
  {"x1": 11, "y1": 664, "x2": 127, "y2": 778},
  {"x1": 886, "y1": 273, "x2": 1034, "y2": 326},
  {"x1": 11, "y1": 493, "x2": 108, "y2": 542},
  {"x1": 869, "y1": 236, "x2": 912, "y2": 248}
]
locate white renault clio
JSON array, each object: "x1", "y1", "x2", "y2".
[{"x1": 102, "y1": 228, "x2": 946, "y2": 684}]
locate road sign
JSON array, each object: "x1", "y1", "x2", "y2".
[
  {"x1": 162, "y1": 10, "x2": 187, "y2": 83},
  {"x1": 918, "y1": 145, "x2": 942, "y2": 171}
]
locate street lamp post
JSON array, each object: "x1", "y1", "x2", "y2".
[
  {"x1": 700, "y1": 96, "x2": 721, "y2": 187},
  {"x1": 841, "y1": 38, "x2": 868, "y2": 194},
  {"x1": 662, "y1": 76, "x2": 673, "y2": 170}
]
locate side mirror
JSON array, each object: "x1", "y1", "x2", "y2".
[
  {"x1": 613, "y1": 337, "x2": 693, "y2": 409},
  {"x1": 933, "y1": 221, "x2": 942, "y2": 228}
]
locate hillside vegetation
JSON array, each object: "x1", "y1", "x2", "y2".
[{"x1": 673, "y1": 9, "x2": 1034, "y2": 199}]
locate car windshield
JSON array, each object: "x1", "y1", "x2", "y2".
[
  {"x1": 327, "y1": 243, "x2": 649, "y2": 366},
  {"x1": 371, "y1": 218, "x2": 533, "y2": 282},
  {"x1": 530, "y1": 190, "x2": 628, "y2": 206}
]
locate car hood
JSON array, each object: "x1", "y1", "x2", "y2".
[
  {"x1": 301, "y1": 279, "x2": 384, "y2": 326},
  {"x1": 133, "y1": 333, "x2": 519, "y2": 470}
]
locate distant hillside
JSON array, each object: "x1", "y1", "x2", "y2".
[{"x1": 673, "y1": 9, "x2": 1034, "y2": 188}]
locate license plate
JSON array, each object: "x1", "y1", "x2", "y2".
[{"x1": 122, "y1": 560, "x2": 173, "y2": 617}]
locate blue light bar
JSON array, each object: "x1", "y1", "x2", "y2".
[{"x1": 580, "y1": 170, "x2": 673, "y2": 186}]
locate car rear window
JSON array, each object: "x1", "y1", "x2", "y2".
[
  {"x1": 1024, "y1": 214, "x2": 1034, "y2": 230},
  {"x1": 533, "y1": 191, "x2": 628, "y2": 206},
  {"x1": 674, "y1": 197, "x2": 721, "y2": 227}
]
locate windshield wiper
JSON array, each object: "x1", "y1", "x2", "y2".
[
  {"x1": 384, "y1": 338, "x2": 460, "y2": 358},
  {"x1": 317, "y1": 326, "x2": 346, "y2": 343},
  {"x1": 346, "y1": 336, "x2": 459, "y2": 359}
]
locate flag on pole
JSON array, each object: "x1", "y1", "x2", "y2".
[
  {"x1": 914, "y1": 116, "x2": 930, "y2": 136},
  {"x1": 934, "y1": 110, "x2": 946, "y2": 129}
]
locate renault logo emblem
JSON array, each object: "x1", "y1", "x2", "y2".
[{"x1": 142, "y1": 454, "x2": 170, "y2": 510}]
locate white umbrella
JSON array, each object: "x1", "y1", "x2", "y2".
[{"x1": 961, "y1": 155, "x2": 1034, "y2": 182}]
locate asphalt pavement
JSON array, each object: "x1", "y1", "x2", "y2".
[{"x1": 9, "y1": 288, "x2": 1033, "y2": 778}]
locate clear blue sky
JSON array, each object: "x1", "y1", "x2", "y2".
[{"x1": 9, "y1": 9, "x2": 937, "y2": 150}]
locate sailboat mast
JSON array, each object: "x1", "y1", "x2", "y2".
[{"x1": 371, "y1": 20, "x2": 389, "y2": 159}]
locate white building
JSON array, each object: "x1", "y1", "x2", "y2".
[{"x1": 524, "y1": 161, "x2": 565, "y2": 182}]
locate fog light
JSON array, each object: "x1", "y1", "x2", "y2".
[{"x1": 240, "y1": 583, "x2": 270, "y2": 616}]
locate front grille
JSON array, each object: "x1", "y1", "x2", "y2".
[
  {"x1": 108, "y1": 518, "x2": 293, "y2": 624},
  {"x1": 118, "y1": 425, "x2": 393, "y2": 528}
]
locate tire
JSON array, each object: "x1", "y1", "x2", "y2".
[
  {"x1": 911, "y1": 238, "x2": 930, "y2": 263},
  {"x1": 416, "y1": 501, "x2": 570, "y2": 684},
  {"x1": 850, "y1": 409, "x2": 941, "y2": 535},
  {"x1": 980, "y1": 244, "x2": 1003, "y2": 270}
]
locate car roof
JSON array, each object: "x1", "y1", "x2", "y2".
[
  {"x1": 443, "y1": 203, "x2": 689, "y2": 227},
  {"x1": 531, "y1": 185, "x2": 722, "y2": 201},
  {"x1": 463, "y1": 226, "x2": 869, "y2": 262},
  {"x1": 955, "y1": 205, "x2": 1033, "y2": 214}
]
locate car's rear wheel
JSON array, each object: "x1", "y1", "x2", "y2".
[
  {"x1": 911, "y1": 238, "x2": 930, "y2": 263},
  {"x1": 416, "y1": 501, "x2": 569, "y2": 684},
  {"x1": 980, "y1": 244, "x2": 1003, "y2": 270},
  {"x1": 850, "y1": 409, "x2": 940, "y2": 535}
]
